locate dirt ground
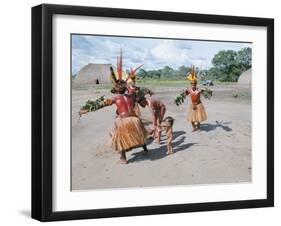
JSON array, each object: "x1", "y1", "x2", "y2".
[{"x1": 71, "y1": 83, "x2": 251, "y2": 190}]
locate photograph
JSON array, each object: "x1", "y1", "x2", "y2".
[
  {"x1": 31, "y1": 3, "x2": 274, "y2": 221},
  {"x1": 71, "y1": 34, "x2": 252, "y2": 190}
]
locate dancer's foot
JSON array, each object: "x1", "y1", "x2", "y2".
[
  {"x1": 192, "y1": 128, "x2": 198, "y2": 132},
  {"x1": 117, "y1": 159, "x2": 128, "y2": 164},
  {"x1": 119, "y1": 151, "x2": 127, "y2": 164},
  {"x1": 142, "y1": 145, "x2": 149, "y2": 156},
  {"x1": 166, "y1": 150, "x2": 174, "y2": 155}
]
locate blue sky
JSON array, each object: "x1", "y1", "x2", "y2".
[{"x1": 72, "y1": 35, "x2": 251, "y2": 74}]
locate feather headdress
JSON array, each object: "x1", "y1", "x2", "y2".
[
  {"x1": 126, "y1": 64, "x2": 144, "y2": 83},
  {"x1": 110, "y1": 49, "x2": 144, "y2": 92},
  {"x1": 110, "y1": 49, "x2": 127, "y2": 93},
  {"x1": 110, "y1": 49, "x2": 132, "y2": 82},
  {"x1": 187, "y1": 65, "x2": 198, "y2": 84}
]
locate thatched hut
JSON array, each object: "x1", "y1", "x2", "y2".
[
  {"x1": 74, "y1": 63, "x2": 111, "y2": 85},
  {"x1": 238, "y1": 68, "x2": 251, "y2": 85}
]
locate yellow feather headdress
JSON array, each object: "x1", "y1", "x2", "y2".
[{"x1": 187, "y1": 65, "x2": 198, "y2": 84}]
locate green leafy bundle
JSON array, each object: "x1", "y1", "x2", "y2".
[
  {"x1": 139, "y1": 87, "x2": 154, "y2": 96},
  {"x1": 81, "y1": 95, "x2": 106, "y2": 112},
  {"x1": 174, "y1": 90, "x2": 186, "y2": 106},
  {"x1": 202, "y1": 88, "x2": 213, "y2": 100},
  {"x1": 135, "y1": 87, "x2": 154, "y2": 103}
]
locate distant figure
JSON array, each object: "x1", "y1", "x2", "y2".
[{"x1": 185, "y1": 66, "x2": 207, "y2": 131}]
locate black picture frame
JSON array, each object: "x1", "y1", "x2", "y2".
[{"x1": 32, "y1": 3, "x2": 274, "y2": 222}]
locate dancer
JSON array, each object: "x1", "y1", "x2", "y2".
[
  {"x1": 80, "y1": 67, "x2": 148, "y2": 164},
  {"x1": 126, "y1": 64, "x2": 144, "y2": 117},
  {"x1": 138, "y1": 95, "x2": 166, "y2": 143},
  {"x1": 185, "y1": 65, "x2": 208, "y2": 131}
]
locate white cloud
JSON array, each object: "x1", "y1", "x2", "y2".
[
  {"x1": 72, "y1": 35, "x2": 248, "y2": 73},
  {"x1": 150, "y1": 40, "x2": 192, "y2": 69}
]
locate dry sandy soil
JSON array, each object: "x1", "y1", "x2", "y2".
[{"x1": 71, "y1": 83, "x2": 251, "y2": 190}]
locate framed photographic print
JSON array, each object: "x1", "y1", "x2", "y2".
[{"x1": 31, "y1": 4, "x2": 274, "y2": 221}]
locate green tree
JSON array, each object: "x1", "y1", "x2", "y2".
[
  {"x1": 153, "y1": 70, "x2": 161, "y2": 79},
  {"x1": 237, "y1": 47, "x2": 252, "y2": 71},
  {"x1": 206, "y1": 67, "x2": 223, "y2": 81},
  {"x1": 175, "y1": 65, "x2": 189, "y2": 78},
  {"x1": 161, "y1": 66, "x2": 175, "y2": 78},
  {"x1": 145, "y1": 70, "x2": 161, "y2": 79},
  {"x1": 212, "y1": 50, "x2": 237, "y2": 70},
  {"x1": 137, "y1": 69, "x2": 147, "y2": 78},
  {"x1": 210, "y1": 48, "x2": 252, "y2": 82}
]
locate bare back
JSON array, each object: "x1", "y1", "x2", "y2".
[{"x1": 112, "y1": 94, "x2": 135, "y2": 117}]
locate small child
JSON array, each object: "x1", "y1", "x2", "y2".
[{"x1": 160, "y1": 117, "x2": 174, "y2": 155}]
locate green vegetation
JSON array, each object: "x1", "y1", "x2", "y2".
[
  {"x1": 206, "y1": 47, "x2": 252, "y2": 82},
  {"x1": 138, "y1": 65, "x2": 190, "y2": 80},
  {"x1": 138, "y1": 79, "x2": 188, "y2": 87},
  {"x1": 80, "y1": 96, "x2": 105, "y2": 112},
  {"x1": 137, "y1": 47, "x2": 251, "y2": 83}
]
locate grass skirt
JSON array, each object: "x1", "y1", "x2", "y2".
[
  {"x1": 133, "y1": 104, "x2": 141, "y2": 118},
  {"x1": 187, "y1": 103, "x2": 207, "y2": 123},
  {"x1": 110, "y1": 116, "x2": 147, "y2": 152}
]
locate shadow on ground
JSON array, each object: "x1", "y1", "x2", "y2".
[
  {"x1": 173, "y1": 130, "x2": 186, "y2": 140},
  {"x1": 129, "y1": 130, "x2": 197, "y2": 163},
  {"x1": 200, "y1": 121, "x2": 232, "y2": 132}
]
